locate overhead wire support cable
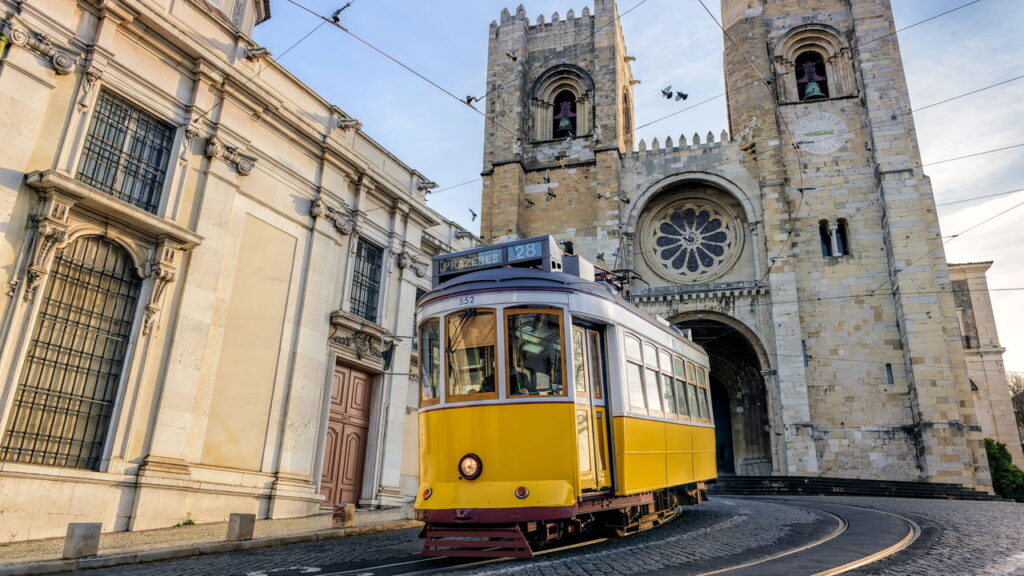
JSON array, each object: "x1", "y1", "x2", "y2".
[{"x1": 923, "y1": 142, "x2": 1024, "y2": 167}]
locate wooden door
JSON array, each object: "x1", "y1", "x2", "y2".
[{"x1": 320, "y1": 364, "x2": 373, "y2": 507}]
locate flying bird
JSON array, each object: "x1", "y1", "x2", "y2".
[
  {"x1": 546, "y1": 190, "x2": 557, "y2": 201},
  {"x1": 469, "y1": 208, "x2": 478, "y2": 221},
  {"x1": 662, "y1": 85, "x2": 688, "y2": 101},
  {"x1": 505, "y1": 50, "x2": 518, "y2": 62},
  {"x1": 331, "y1": 2, "x2": 352, "y2": 23},
  {"x1": 525, "y1": 199, "x2": 535, "y2": 208}
]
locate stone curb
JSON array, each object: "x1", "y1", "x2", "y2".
[{"x1": 0, "y1": 521, "x2": 423, "y2": 575}]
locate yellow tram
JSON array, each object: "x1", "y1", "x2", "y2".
[{"x1": 414, "y1": 236, "x2": 715, "y2": 557}]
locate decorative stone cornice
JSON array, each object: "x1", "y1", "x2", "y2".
[
  {"x1": 416, "y1": 179, "x2": 438, "y2": 193},
  {"x1": 243, "y1": 45, "x2": 270, "y2": 61},
  {"x1": 21, "y1": 190, "x2": 75, "y2": 301},
  {"x1": 179, "y1": 122, "x2": 201, "y2": 161},
  {"x1": 142, "y1": 238, "x2": 184, "y2": 336},
  {"x1": 23, "y1": 170, "x2": 203, "y2": 248},
  {"x1": 328, "y1": 310, "x2": 391, "y2": 365},
  {"x1": 630, "y1": 282, "x2": 769, "y2": 305},
  {"x1": 3, "y1": 19, "x2": 77, "y2": 75},
  {"x1": 205, "y1": 137, "x2": 256, "y2": 176},
  {"x1": 76, "y1": 66, "x2": 103, "y2": 111},
  {"x1": 310, "y1": 196, "x2": 361, "y2": 236}
]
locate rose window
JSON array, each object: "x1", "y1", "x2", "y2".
[{"x1": 644, "y1": 199, "x2": 742, "y2": 283}]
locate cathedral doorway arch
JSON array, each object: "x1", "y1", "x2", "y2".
[{"x1": 673, "y1": 312, "x2": 774, "y2": 476}]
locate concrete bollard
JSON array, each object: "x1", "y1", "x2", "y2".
[
  {"x1": 62, "y1": 522, "x2": 102, "y2": 559},
  {"x1": 226, "y1": 513, "x2": 256, "y2": 541},
  {"x1": 333, "y1": 503, "x2": 356, "y2": 528}
]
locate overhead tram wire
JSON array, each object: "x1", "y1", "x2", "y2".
[
  {"x1": 283, "y1": 0, "x2": 606, "y2": 216},
  {"x1": 923, "y1": 142, "x2": 1024, "y2": 168},
  {"x1": 472, "y1": 0, "x2": 652, "y2": 105},
  {"x1": 695, "y1": 0, "x2": 811, "y2": 284},
  {"x1": 416, "y1": 0, "x2": 996, "y2": 205},
  {"x1": 185, "y1": 7, "x2": 342, "y2": 133},
  {"x1": 831, "y1": 192, "x2": 1024, "y2": 307},
  {"x1": 937, "y1": 187, "x2": 1024, "y2": 207}
]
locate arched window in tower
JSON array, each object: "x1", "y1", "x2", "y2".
[
  {"x1": 530, "y1": 65, "x2": 594, "y2": 141},
  {"x1": 552, "y1": 90, "x2": 577, "y2": 137},
  {"x1": 819, "y1": 219, "x2": 832, "y2": 256},
  {"x1": 795, "y1": 51, "x2": 829, "y2": 100},
  {"x1": 820, "y1": 218, "x2": 850, "y2": 258},
  {"x1": 622, "y1": 89, "x2": 633, "y2": 144},
  {"x1": 835, "y1": 218, "x2": 849, "y2": 255}
]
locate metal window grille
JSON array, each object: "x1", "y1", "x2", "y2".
[
  {"x1": 350, "y1": 239, "x2": 383, "y2": 322},
  {"x1": 76, "y1": 90, "x2": 174, "y2": 214},
  {"x1": 412, "y1": 287, "x2": 427, "y2": 351},
  {"x1": 1, "y1": 237, "x2": 142, "y2": 470}
]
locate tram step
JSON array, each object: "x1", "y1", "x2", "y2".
[{"x1": 422, "y1": 524, "x2": 533, "y2": 559}]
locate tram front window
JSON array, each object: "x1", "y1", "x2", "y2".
[
  {"x1": 419, "y1": 318, "x2": 440, "y2": 406},
  {"x1": 506, "y1": 310, "x2": 565, "y2": 397},
  {"x1": 446, "y1": 309, "x2": 498, "y2": 400}
]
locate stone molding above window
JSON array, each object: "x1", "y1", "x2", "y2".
[
  {"x1": 20, "y1": 170, "x2": 202, "y2": 333},
  {"x1": 773, "y1": 24, "x2": 857, "y2": 103}
]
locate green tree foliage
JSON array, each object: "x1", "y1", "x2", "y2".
[{"x1": 985, "y1": 438, "x2": 1024, "y2": 502}]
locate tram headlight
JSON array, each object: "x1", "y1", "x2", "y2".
[{"x1": 458, "y1": 453, "x2": 482, "y2": 480}]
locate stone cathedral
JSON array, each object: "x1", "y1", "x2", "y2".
[{"x1": 479, "y1": 0, "x2": 994, "y2": 487}]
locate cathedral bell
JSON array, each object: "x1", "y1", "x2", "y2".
[{"x1": 802, "y1": 81, "x2": 826, "y2": 100}]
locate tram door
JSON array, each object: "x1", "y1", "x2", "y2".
[{"x1": 572, "y1": 325, "x2": 612, "y2": 491}]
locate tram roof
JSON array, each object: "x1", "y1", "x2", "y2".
[
  {"x1": 419, "y1": 267, "x2": 703, "y2": 352},
  {"x1": 422, "y1": 266, "x2": 623, "y2": 304}
]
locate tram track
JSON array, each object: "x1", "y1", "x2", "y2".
[{"x1": 244, "y1": 498, "x2": 921, "y2": 576}]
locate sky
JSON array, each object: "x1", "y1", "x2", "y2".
[{"x1": 253, "y1": 0, "x2": 1024, "y2": 373}]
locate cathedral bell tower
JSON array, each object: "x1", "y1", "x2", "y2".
[
  {"x1": 720, "y1": 0, "x2": 987, "y2": 485},
  {"x1": 477, "y1": 0, "x2": 989, "y2": 488},
  {"x1": 480, "y1": 1, "x2": 636, "y2": 258}
]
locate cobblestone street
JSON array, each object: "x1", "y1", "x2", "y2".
[{"x1": 57, "y1": 496, "x2": 1023, "y2": 576}]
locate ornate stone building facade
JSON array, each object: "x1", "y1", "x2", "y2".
[
  {"x1": 0, "y1": 0, "x2": 475, "y2": 542},
  {"x1": 950, "y1": 263, "x2": 1024, "y2": 465},
  {"x1": 480, "y1": 0, "x2": 1008, "y2": 486}
]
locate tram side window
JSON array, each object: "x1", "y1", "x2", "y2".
[
  {"x1": 642, "y1": 342, "x2": 664, "y2": 415},
  {"x1": 419, "y1": 318, "x2": 441, "y2": 405},
  {"x1": 696, "y1": 366, "x2": 711, "y2": 421},
  {"x1": 672, "y1": 355, "x2": 690, "y2": 418},
  {"x1": 686, "y1": 361, "x2": 700, "y2": 418},
  {"x1": 507, "y1": 309, "x2": 565, "y2": 396},
  {"x1": 624, "y1": 335, "x2": 647, "y2": 414},
  {"x1": 659, "y1": 349, "x2": 677, "y2": 418},
  {"x1": 446, "y1": 309, "x2": 497, "y2": 400}
]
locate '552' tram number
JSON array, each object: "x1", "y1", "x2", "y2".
[{"x1": 457, "y1": 295, "x2": 475, "y2": 305}]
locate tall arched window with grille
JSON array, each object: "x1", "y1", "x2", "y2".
[{"x1": 0, "y1": 236, "x2": 142, "y2": 470}]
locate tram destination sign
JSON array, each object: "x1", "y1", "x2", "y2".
[
  {"x1": 432, "y1": 235, "x2": 563, "y2": 285},
  {"x1": 436, "y1": 247, "x2": 502, "y2": 276}
]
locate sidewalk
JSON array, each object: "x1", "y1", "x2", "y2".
[{"x1": 0, "y1": 507, "x2": 421, "y2": 575}]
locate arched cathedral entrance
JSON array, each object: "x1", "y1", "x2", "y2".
[{"x1": 676, "y1": 316, "x2": 773, "y2": 476}]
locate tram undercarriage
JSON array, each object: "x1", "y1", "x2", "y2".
[{"x1": 420, "y1": 483, "x2": 706, "y2": 558}]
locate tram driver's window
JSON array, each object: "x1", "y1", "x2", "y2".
[
  {"x1": 507, "y1": 309, "x2": 565, "y2": 397},
  {"x1": 419, "y1": 318, "x2": 441, "y2": 406},
  {"x1": 446, "y1": 309, "x2": 497, "y2": 400}
]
